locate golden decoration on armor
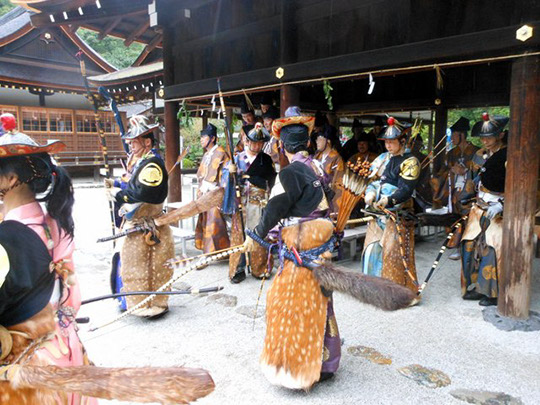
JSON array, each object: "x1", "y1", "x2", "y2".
[{"x1": 335, "y1": 158, "x2": 372, "y2": 233}]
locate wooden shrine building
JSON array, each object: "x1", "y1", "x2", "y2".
[
  {"x1": 19, "y1": 0, "x2": 540, "y2": 321},
  {"x1": 0, "y1": 6, "x2": 129, "y2": 169}
]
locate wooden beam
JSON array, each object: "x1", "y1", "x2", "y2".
[
  {"x1": 165, "y1": 21, "x2": 540, "y2": 100},
  {"x1": 133, "y1": 35, "x2": 162, "y2": 66},
  {"x1": 98, "y1": 18, "x2": 122, "y2": 40},
  {"x1": 30, "y1": 7, "x2": 147, "y2": 28},
  {"x1": 499, "y1": 55, "x2": 540, "y2": 319},
  {"x1": 124, "y1": 21, "x2": 150, "y2": 47}
]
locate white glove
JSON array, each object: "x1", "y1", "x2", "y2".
[
  {"x1": 486, "y1": 202, "x2": 503, "y2": 219},
  {"x1": 364, "y1": 192, "x2": 376, "y2": 206},
  {"x1": 106, "y1": 187, "x2": 121, "y2": 202}
]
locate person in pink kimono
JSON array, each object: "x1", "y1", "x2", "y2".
[{"x1": 0, "y1": 113, "x2": 97, "y2": 404}]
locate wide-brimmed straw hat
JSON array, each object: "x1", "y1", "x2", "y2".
[{"x1": 271, "y1": 116, "x2": 315, "y2": 140}]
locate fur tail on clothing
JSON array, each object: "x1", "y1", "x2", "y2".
[
  {"x1": 313, "y1": 263, "x2": 416, "y2": 310},
  {"x1": 8, "y1": 365, "x2": 215, "y2": 404}
]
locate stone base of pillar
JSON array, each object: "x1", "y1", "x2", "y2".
[{"x1": 483, "y1": 307, "x2": 540, "y2": 332}]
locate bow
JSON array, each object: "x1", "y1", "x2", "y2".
[
  {"x1": 98, "y1": 86, "x2": 129, "y2": 154},
  {"x1": 76, "y1": 51, "x2": 117, "y2": 245},
  {"x1": 217, "y1": 78, "x2": 251, "y2": 272}
]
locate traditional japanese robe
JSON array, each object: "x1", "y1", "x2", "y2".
[
  {"x1": 1, "y1": 203, "x2": 97, "y2": 405},
  {"x1": 314, "y1": 148, "x2": 345, "y2": 212},
  {"x1": 460, "y1": 148, "x2": 506, "y2": 299},
  {"x1": 361, "y1": 152, "x2": 420, "y2": 292},
  {"x1": 430, "y1": 142, "x2": 479, "y2": 213},
  {"x1": 195, "y1": 145, "x2": 230, "y2": 253},
  {"x1": 222, "y1": 151, "x2": 276, "y2": 279},
  {"x1": 114, "y1": 149, "x2": 173, "y2": 317},
  {"x1": 252, "y1": 153, "x2": 340, "y2": 390},
  {"x1": 348, "y1": 151, "x2": 379, "y2": 166}
]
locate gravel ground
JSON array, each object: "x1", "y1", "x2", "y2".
[{"x1": 71, "y1": 181, "x2": 540, "y2": 405}]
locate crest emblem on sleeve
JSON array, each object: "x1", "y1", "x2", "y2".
[
  {"x1": 138, "y1": 162, "x2": 163, "y2": 187},
  {"x1": 400, "y1": 157, "x2": 420, "y2": 180}
]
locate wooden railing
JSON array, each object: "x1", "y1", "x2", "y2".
[{"x1": 55, "y1": 151, "x2": 126, "y2": 167}]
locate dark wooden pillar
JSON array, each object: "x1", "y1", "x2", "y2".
[
  {"x1": 164, "y1": 101, "x2": 181, "y2": 202},
  {"x1": 499, "y1": 55, "x2": 540, "y2": 319},
  {"x1": 432, "y1": 103, "x2": 447, "y2": 174},
  {"x1": 163, "y1": 25, "x2": 181, "y2": 202},
  {"x1": 280, "y1": 85, "x2": 299, "y2": 116}
]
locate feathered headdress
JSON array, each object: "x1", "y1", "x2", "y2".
[
  {"x1": 122, "y1": 115, "x2": 159, "y2": 140},
  {"x1": 471, "y1": 113, "x2": 509, "y2": 137}
]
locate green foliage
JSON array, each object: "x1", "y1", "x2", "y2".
[
  {"x1": 448, "y1": 106, "x2": 509, "y2": 147},
  {"x1": 77, "y1": 28, "x2": 143, "y2": 69},
  {"x1": 179, "y1": 117, "x2": 232, "y2": 168},
  {"x1": 323, "y1": 80, "x2": 334, "y2": 111},
  {"x1": 0, "y1": 0, "x2": 15, "y2": 15},
  {"x1": 177, "y1": 101, "x2": 194, "y2": 129}
]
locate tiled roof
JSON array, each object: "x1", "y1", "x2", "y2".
[
  {"x1": 88, "y1": 62, "x2": 163, "y2": 84},
  {"x1": 0, "y1": 7, "x2": 32, "y2": 41}
]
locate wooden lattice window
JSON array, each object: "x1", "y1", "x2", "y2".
[
  {"x1": 100, "y1": 112, "x2": 117, "y2": 134},
  {"x1": 49, "y1": 111, "x2": 73, "y2": 132},
  {"x1": 22, "y1": 109, "x2": 48, "y2": 132},
  {"x1": 0, "y1": 106, "x2": 18, "y2": 125},
  {"x1": 76, "y1": 113, "x2": 97, "y2": 133}
]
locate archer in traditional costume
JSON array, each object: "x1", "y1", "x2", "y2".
[
  {"x1": 244, "y1": 115, "x2": 342, "y2": 389},
  {"x1": 431, "y1": 117, "x2": 478, "y2": 213},
  {"x1": 361, "y1": 117, "x2": 420, "y2": 292},
  {"x1": 106, "y1": 116, "x2": 172, "y2": 318},
  {"x1": 195, "y1": 124, "x2": 231, "y2": 253},
  {"x1": 223, "y1": 123, "x2": 276, "y2": 283},
  {"x1": 460, "y1": 114, "x2": 508, "y2": 306},
  {"x1": 346, "y1": 130, "x2": 379, "y2": 218},
  {"x1": 430, "y1": 117, "x2": 479, "y2": 258},
  {"x1": 347, "y1": 130, "x2": 379, "y2": 166},
  {"x1": 314, "y1": 124, "x2": 345, "y2": 212},
  {"x1": 0, "y1": 116, "x2": 97, "y2": 404}
]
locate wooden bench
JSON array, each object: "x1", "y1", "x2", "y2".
[{"x1": 335, "y1": 225, "x2": 368, "y2": 261}]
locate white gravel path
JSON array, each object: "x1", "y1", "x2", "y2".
[{"x1": 71, "y1": 182, "x2": 540, "y2": 405}]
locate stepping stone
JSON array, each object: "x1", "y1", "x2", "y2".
[
  {"x1": 172, "y1": 281, "x2": 192, "y2": 291},
  {"x1": 207, "y1": 293, "x2": 237, "y2": 307},
  {"x1": 347, "y1": 345, "x2": 392, "y2": 365},
  {"x1": 236, "y1": 305, "x2": 265, "y2": 318},
  {"x1": 450, "y1": 389, "x2": 523, "y2": 405},
  {"x1": 398, "y1": 364, "x2": 451, "y2": 388}
]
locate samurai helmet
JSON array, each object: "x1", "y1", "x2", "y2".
[
  {"x1": 471, "y1": 113, "x2": 509, "y2": 137},
  {"x1": 377, "y1": 117, "x2": 412, "y2": 140},
  {"x1": 123, "y1": 115, "x2": 159, "y2": 140}
]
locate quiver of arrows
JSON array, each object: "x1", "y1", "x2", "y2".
[{"x1": 335, "y1": 159, "x2": 372, "y2": 233}]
